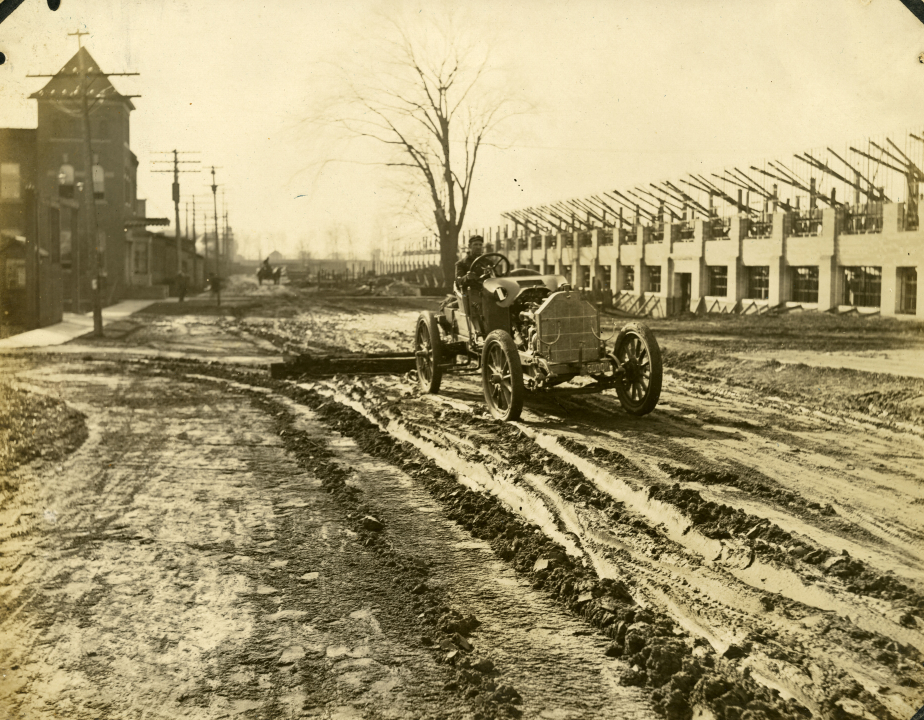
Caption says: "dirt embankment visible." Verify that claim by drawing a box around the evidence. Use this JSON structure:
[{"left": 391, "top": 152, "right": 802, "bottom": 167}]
[{"left": 0, "top": 381, "right": 87, "bottom": 480}]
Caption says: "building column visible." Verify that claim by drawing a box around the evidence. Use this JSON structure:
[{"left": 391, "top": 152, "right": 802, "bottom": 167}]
[
  {"left": 768, "top": 255, "right": 786, "bottom": 306},
  {"left": 816, "top": 207, "right": 840, "bottom": 312},
  {"left": 817, "top": 255, "right": 838, "bottom": 312},
  {"left": 727, "top": 216, "right": 747, "bottom": 304},
  {"left": 883, "top": 203, "right": 902, "bottom": 234},
  {"left": 690, "top": 258, "right": 707, "bottom": 312},
  {"left": 634, "top": 225, "right": 645, "bottom": 300},
  {"left": 553, "top": 232, "right": 564, "bottom": 276}
]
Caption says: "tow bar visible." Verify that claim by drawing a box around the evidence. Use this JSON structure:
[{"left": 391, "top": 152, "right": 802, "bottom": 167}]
[{"left": 270, "top": 351, "right": 417, "bottom": 379}]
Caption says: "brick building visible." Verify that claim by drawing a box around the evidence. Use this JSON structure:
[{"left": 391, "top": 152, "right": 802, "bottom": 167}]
[{"left": 0, "top": 46, "right": 186, "bottom": 335}]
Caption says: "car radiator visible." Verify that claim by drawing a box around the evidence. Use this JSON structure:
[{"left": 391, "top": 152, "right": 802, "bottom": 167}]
[{"left": 534, "top": 291, "right": 602, "bottom": 365}]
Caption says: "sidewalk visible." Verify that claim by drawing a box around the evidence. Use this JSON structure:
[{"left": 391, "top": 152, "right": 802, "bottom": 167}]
[{"left": 0, "top": 299, "right": 164, "bottom": 350}]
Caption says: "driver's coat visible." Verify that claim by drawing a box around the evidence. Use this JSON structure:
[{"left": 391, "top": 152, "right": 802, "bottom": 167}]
[{"left": 455, "top": 251, "right": 482, "bottom": 287}]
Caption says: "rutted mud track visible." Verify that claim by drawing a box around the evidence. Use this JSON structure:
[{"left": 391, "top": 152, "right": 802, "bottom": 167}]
[
  {"left": 155, "top": 354, "right": 924, "bottom": 719},
  {"left": 2, "top": 285, "right": 923, "bottom": 719},
  {"left": 314, "top": 364, "right": 924, "bottom": 717}
]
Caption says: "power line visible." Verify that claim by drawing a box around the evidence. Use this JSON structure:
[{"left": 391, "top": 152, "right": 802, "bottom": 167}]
[{"left": 151, "top": 150, "right": 201, "bottom": 275}]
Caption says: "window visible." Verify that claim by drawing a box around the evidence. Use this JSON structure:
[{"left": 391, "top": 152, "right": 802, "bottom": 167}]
[
  {"left": 92, "top": 165, "right": 105, "bottom": 200},
  {"left": 562, "top": 264, "right": 572, "bottom": 281},
  {"left": 580, "top": 265, "right": 591, "bottom": 289},
  {"left": 707, "top": 266, "right": 727, "bottom": 297},
  {"left": 5, "top": 259, "right": 26, "bottom": 289},
  {"left": 745, "top": 266, "right": 769, "bottom": 300},
  {"left": 53, "top": 116, "right": 73, "bottom": 137},
  {"left": 623, "top": 266, "right": 635, "bottom": 291},
  {"left": 842, "top": 266, "right": 882, "bottom": 307},
  {"left": 602, "top": 266, "right": 612, "bottom": 291},
  {"left": 133, "top": 242, "right": 148, "bottom": 273},
  {"left": 48, "top": 207, "right": 60, "bottom": 263},
  {"left": 647, "top": 266, "right": 661, "bottom": 293},
  {"left": 791, "top": 266, "right": 818, "bottom": 303},
  {"left": 898, "top": 267, "right": 917, "bottom": 315},
  {"left": 1, "top": 163, "right": 21, "bottom": 200},
  {"left": 60, "top": 208, "right": 73, "bottom": 267},
  {"left": 59, "top": 164, "right": 75, "bottom": 199}
]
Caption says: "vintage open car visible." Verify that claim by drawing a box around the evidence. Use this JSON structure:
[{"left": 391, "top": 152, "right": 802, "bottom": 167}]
[{"left": 414, "top": 252, "right": 663, "bottom": 421}]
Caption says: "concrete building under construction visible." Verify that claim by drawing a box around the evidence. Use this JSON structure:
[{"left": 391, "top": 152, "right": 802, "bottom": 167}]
[{"left": 380, "top": 132, "right": 923, "bottom": 319}]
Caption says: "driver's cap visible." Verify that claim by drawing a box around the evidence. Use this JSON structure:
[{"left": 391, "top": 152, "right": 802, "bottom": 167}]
[{"left": 469, "top": 235, "right": 484, "bottom": 247}]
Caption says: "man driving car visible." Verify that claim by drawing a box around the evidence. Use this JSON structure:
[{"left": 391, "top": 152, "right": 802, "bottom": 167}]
[
  {"left": 454, "top": 235, "right": 486, "bottom": 337},
  {"left": 455, "top": 235, "right": 485, "bottom": 288}
]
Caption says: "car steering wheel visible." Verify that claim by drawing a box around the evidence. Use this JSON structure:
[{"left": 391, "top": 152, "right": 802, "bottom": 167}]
[{"left": 470, "top": 253, "right": 511, "bottom": 279}]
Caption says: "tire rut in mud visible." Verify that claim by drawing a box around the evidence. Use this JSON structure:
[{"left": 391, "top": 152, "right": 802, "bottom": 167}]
[
  {"left": 556, "top": 439, "right": 924, "bottom": 616},
  {"left": 256, "top": 392, "right": 524, "bottom": 720},
  {"left": 151, "top": 360, "right": 923, "bottom": 719},
  {"left": 347, "top": 380, "right": 923, "bottom": 719},
  {"left": 171, "top": 363, "right": 817, "bottom": 720}
]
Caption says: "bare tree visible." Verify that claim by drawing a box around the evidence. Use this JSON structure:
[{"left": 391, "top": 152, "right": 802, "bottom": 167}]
[{"left": 314, "top": 10, "right": 523, "bottom": 285}]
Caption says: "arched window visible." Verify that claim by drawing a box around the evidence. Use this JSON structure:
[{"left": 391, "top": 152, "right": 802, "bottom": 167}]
[
  {"left": 58, "top": 164, "right": 75, "bottom": 199},
  {"left": 92, "top": 165, "right": 105, "bottom": 200}
]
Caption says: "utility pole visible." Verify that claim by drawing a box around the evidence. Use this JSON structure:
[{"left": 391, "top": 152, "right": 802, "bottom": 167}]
[
  {"left": 190, "top": 194, "right": 211, "bottom": 279},
  {"left": 74, "top": 35, "right": 104, "bottom": 334},
  {"left": 209, "top": 166, "right": 222, "bottom": 306},
  {"left": 30, "top": 32, "right": 139, "bottom": 335},
  {"left": 151, "top": 150, "right": 200, "bottom": 285},
  {"left": 221, "top": 189, "right": 231, "bottom": 267}
]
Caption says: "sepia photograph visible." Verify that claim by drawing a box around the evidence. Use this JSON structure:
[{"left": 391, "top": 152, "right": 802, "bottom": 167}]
[{"left": 1, "top": 1, "right": 923, "bottom": 718}]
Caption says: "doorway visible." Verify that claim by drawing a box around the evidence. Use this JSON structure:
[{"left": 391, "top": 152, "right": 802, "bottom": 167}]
[{"left": 677, "top": 273, "right": 692, "bottom": 313}]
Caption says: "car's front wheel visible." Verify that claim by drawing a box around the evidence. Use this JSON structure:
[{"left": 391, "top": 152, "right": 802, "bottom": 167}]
[
  {"left": 613, "top": 321, "right": 662, "bottom": 415},
  {"left": 415, "top": 311, "right": 443, "bottom": 394},
  {"left": 481, "top": 330, "right": 524, "bottom": 421}
]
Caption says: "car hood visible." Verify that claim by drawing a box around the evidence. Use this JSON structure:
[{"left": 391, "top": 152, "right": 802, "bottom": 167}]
[{"left": 483, "top": 274, "right": 568, "bottom": 308}]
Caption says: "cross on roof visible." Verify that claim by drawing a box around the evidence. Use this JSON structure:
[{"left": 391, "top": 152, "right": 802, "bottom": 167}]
[{"left": 67, "top": 29, "right": 89, "bottom": 48}]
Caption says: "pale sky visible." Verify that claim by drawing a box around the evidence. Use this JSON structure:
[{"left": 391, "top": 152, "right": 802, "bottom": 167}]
[{"left": 2, "top": 0, "right": 923, "bottom": 259}]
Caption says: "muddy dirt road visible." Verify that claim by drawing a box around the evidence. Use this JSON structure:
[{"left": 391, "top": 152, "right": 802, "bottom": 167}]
[{"left": 1, "top": 278, "right": 923, "bottom": 720}]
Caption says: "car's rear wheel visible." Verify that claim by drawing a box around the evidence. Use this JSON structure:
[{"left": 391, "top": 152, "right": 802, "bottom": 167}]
[
  {"left": 481, "top": 330, "right": 524, "bottom": 421},
  {"left": 415, "top": 311, "right": 443, "bottom": 394},
  {"left": 613, "top": 321, "right": 662, "bottom": 415}
]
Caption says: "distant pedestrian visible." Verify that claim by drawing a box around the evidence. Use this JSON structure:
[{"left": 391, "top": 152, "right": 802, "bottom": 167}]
[{"left": 177, "top": 270, "right": 189, "bottom": 303}]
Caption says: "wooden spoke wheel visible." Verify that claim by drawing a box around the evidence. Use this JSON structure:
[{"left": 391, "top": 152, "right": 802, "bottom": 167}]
[
  {"left": 613, "top": 321, "right": 662, "bottom": 416},
  {"left": 415, "top": 311, "right": 443, "bottom": 394},
  {"left": 481, "top": 330, "right": 524, "bottom": 421}
]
